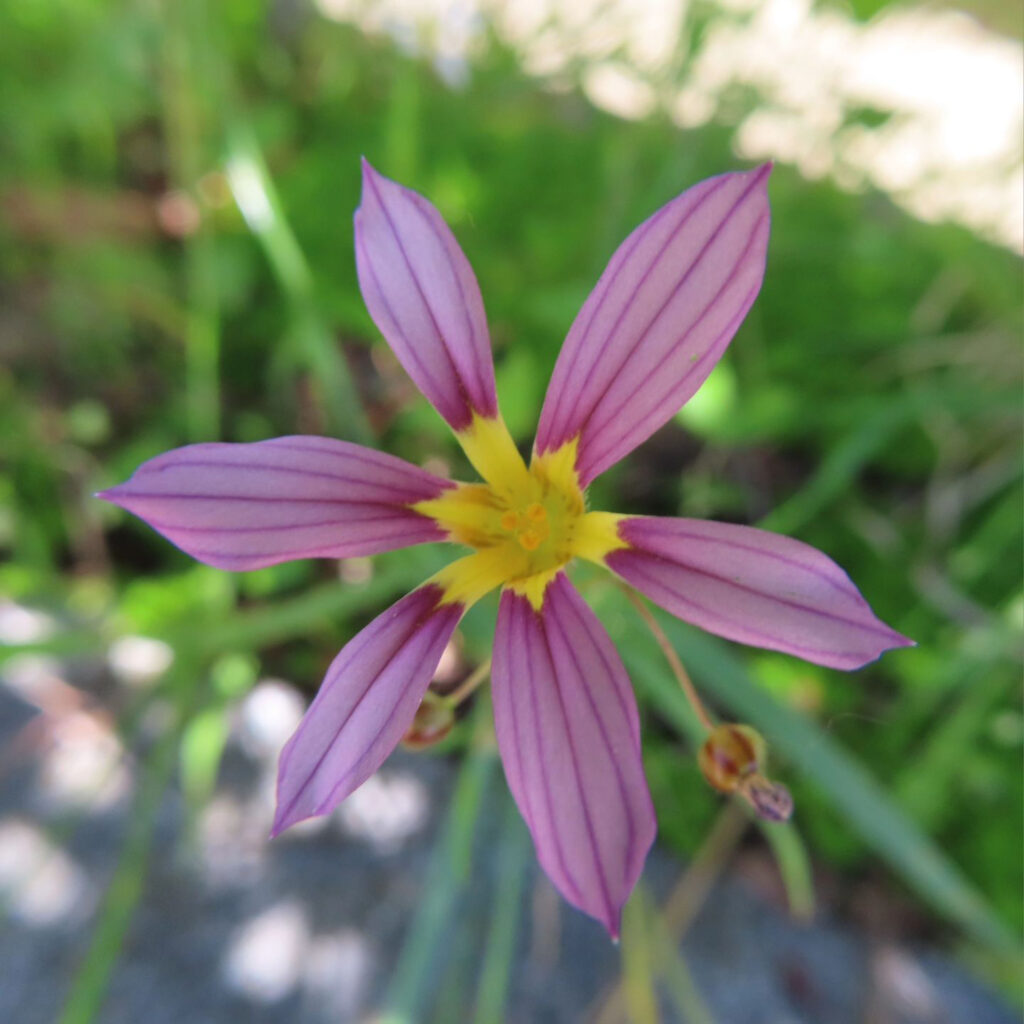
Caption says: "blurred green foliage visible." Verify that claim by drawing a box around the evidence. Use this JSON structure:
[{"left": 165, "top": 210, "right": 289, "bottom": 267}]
[{"left": 1, "top": 0, "right": 1021, "bottom": 1017}]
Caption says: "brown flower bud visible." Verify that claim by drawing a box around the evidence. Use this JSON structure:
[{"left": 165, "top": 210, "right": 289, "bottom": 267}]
[
  {"left": 697, "top": 723, "right": 765, "bottom": 793},
  {"left": 402, "top": 695, "right": 455, "bottom": 750},
  {"left": 698, "top": 722, "right": 794, "bottom": 822}
]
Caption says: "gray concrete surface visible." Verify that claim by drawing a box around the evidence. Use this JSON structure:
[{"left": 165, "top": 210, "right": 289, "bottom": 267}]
[{"left": 0, "top": 660, "right": 1015, "bottom": 1024}]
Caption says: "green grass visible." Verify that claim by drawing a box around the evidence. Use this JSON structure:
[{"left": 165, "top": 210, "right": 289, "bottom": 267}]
[{"left": 1, "top": 1, "right": 1020, "bottom": 1019}]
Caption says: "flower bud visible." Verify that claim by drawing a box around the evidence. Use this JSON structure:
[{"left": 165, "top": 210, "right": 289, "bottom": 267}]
[
  {"left": 698, "top": 723, "right": 765, "bottom": 793},
  {"left": 698, "top": 722, "right": 793, "bottom": 823},
  {"left": 402, "top": 695, "right": 455, "bottom": 750},
  {"left": 742, "top": 774, "right": 794, "bottom": 822}
]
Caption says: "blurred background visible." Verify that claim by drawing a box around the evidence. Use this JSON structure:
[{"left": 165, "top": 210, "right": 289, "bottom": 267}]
[{"left": 0, "top": 0, "right": 1021, "bottom": 1021}]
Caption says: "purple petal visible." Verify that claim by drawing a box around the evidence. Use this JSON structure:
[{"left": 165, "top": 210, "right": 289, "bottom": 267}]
[
  {"left": 272, "top": 584, "right": 463, "bottom": 834},
  {"left": 607, "top": 517, "right": 914, "bottom": 670},
  {"left": 492, "top": 574, "right": 656, "bottom": 937},
  {"left": 354, "top": 159, "right": 498, "bottom": 431},
  {"left": 536, "top": 166, "right": 771, "bottom": 485},
  {"left": 98, "top": 436, "right": 453, "bottom": 570}
]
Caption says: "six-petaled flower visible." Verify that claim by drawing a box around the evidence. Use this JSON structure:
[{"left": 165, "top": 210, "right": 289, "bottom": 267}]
[{"left": 99, "top": 159, "right": 911, "bottom": 937}]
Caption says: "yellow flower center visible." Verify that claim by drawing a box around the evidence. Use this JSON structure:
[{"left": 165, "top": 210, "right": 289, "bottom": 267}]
[{"left": 412, "top": 414, "right": 625, "bottom": 609}]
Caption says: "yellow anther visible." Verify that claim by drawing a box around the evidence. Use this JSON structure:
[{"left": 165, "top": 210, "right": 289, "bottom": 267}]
[
  {"left": 500, "top": 511, "right": 518, "bottom": 532},
  {"left": 519, "top": 530, "right": 541, "bottom": 551},
  {"left": 527, "top": 503, "right": 547, "bottom": 522}
]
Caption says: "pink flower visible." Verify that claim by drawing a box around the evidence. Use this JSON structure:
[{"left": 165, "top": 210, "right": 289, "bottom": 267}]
[{"left": 99, "top": 159, "right": 911, "bottom": 937}]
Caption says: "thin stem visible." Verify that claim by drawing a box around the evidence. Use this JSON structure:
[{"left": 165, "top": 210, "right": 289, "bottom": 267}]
[
  {"left": 622, "top": 585, "right": 715, "bottom": 733},
  {"left": 442, "top": 657, "right": 492, "bottom": 709},
  {"left": 161, "top": 0, "right": 220, "bottom": 442},
  {"left": 662, "top": 800, "right": 748, "bottom": 938},
  {"left": 589, "top": 803, "right": 746, "bottom": 1024}
]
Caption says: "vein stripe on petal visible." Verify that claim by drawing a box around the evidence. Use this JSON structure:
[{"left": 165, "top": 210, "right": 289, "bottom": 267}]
[
  {"left": 544, "top": 588, "right": 643, "bottom": 883},
  {"left": 355, "top": 228, "right": 464, "bottom": 422},
  {"left": 539, "top": 625, "right": 619, "bottom": 932},
  {"left": 133, "top": 459, "right": 437, "bottom": 497},
  {"left": 572, "top": 178, "right": 768, "bottom": 480},
  {"left": 540, "top": 177, "right": 731, "bottom": 445},
  {"left": 355, "top": 160, "right": 497, "bottom": 430},
  {"left": 513, "top": 589, "right": 586, "bottom": 906},
  {"left": 581, "top": 211, "right": 770, "bottom": 477},
  {"left": 615, "top": 555, "right": 883, "bottom": 664},
  {"left": 548, "top": 571, "right": 642, "bottom": 750},
  {"left": 492, "top": 577, "right": 655, "bottom": 936},
  {"left": 536, "top": 166, "right": 771, "bottom": 485},
  {"left": 619, "top": 518, "right": 865, "bottom": 599},
  {"left": 607, "top": 517, "right": 912, "bottom": 670},
  {"left": 407, "top": 189, "right": 495, "bottom": 407},
  {"left": 99, "top": 438, "right": 453, "bottom": 570},
  {"left": 540, "top": 198, "right": 679, "bottom": 438},
  {"left": 273, "top": 584, "right": 463, "bottom": 834},
  {"left": 143, "top": 514, "right": 419, "bottom": 534}
]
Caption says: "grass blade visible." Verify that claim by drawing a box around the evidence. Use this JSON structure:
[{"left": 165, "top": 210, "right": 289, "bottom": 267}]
[{"left": 474, "top": 792, "right": 530, "bottom": 1024}]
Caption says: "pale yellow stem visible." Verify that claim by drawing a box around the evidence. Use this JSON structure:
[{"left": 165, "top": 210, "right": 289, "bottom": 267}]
[
  {"left": 622, "top": 585, "right": 715, "bottom": 734},
  {"left": 442, "top": 657, "right": 492, "bottom": 709}
]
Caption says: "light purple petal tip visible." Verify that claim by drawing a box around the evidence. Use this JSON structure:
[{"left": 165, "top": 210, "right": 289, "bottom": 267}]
[
  {"left": 492, "top": 574, "right": 656, "bottom": 937},
  {"left": 99, "top": 436, "right": 454, "bottom": 570},
  {"left": 354, "top": 159, "right": 498, "bottom": 431},
  {"left": 608, "top": 516, "right": 914, "bottom": 671},
  {"left": 536, "top": 165, "right": 771, "bottom": 485},
  {"left": 271, "top": 583, "right": 463, "bottom": 836}
]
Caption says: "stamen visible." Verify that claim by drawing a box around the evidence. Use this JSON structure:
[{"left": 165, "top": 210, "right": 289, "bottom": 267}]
[
  {"left": 526, "top": 502, "right": 547, "bottom": 522},
  {"left": 519, "top": 529, "right": 541, "bottom": 551},
  {"left": 500, "top": 511, "right": 518, "bottom": 532}
]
